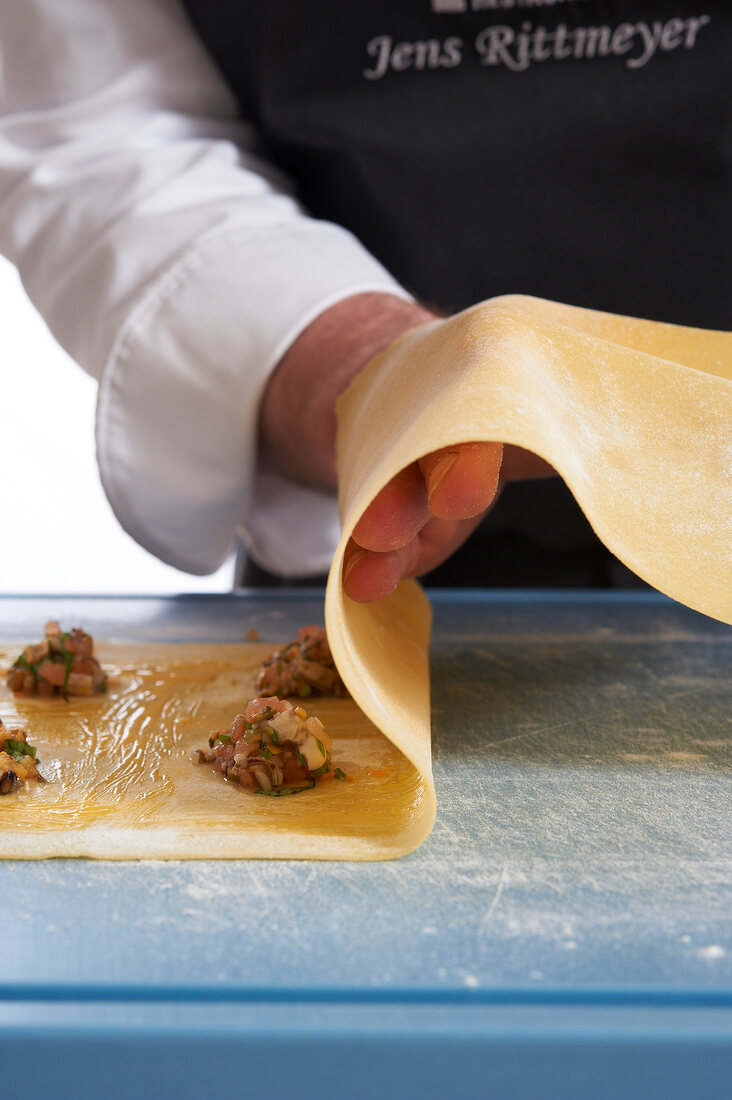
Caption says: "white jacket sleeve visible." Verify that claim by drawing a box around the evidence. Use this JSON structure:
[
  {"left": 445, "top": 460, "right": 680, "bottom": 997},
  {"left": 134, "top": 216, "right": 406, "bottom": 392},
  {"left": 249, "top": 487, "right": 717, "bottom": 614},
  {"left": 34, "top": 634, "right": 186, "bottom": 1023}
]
[{"left": 0, "top": 0, "right": 410, "bottom": 576}]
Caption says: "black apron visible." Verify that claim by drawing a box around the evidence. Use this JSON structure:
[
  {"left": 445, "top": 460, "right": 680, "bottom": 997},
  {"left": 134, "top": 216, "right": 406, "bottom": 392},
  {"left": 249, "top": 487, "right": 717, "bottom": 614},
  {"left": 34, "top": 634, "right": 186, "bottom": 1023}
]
[{"left": 183, "top": 0, "right": 731, "bottom": 587}]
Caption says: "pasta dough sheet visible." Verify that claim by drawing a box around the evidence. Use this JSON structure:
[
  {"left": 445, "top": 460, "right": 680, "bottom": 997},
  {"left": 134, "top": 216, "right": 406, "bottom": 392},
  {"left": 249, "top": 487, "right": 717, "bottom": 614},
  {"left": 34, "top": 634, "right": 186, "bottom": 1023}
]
[
  {"left": 324, "top": 295, "right": 731, "bottom": 857},
  {"left": 0, "top": 643, "right": 426, "bottom": 859},
  {"left": 2, "top": 295, "right": 729, "bottom": 860}
]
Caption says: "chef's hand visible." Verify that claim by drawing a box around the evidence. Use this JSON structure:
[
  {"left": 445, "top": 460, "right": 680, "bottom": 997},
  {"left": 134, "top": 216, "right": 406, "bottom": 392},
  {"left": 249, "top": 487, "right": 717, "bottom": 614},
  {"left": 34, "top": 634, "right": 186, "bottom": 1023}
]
[
  {"left": 342, "top": 440, "right": 552, "bottom": 602},
  {"left": 259, "top": 293, "right": 553, "bottom": 602}
]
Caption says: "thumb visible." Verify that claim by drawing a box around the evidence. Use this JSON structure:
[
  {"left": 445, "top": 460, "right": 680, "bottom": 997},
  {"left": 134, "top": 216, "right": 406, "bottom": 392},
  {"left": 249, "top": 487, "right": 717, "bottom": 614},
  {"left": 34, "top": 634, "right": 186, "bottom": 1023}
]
[{"left": 418, "top": 441, "right": 503, "bottom": 520}]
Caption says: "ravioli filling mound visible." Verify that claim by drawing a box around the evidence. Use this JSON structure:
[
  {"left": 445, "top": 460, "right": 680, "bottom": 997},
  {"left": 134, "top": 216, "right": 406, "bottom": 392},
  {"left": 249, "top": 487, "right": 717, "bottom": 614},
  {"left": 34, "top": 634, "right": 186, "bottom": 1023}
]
[
  {"left": 254, "top": 626, "right": 346, "bottom": 698},
  {"left": 6, "top": 621, "right": 107, "bottom": 698},
  {"left": 195, "top": 696, "right": 335, "bottom": 796}
]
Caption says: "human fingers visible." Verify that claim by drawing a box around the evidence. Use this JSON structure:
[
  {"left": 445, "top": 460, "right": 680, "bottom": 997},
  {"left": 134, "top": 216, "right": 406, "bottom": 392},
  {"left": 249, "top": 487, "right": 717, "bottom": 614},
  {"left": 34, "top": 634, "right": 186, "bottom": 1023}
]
[
  {"left": 345, "top": 442, "right": 502, "bottom": 599},
  {"left": 342, "top": 539, "right": 420, "bottom": 603},
  {"left": 350, "top": 463, "right": 429, "bottom": 552},
  {"left": 342, "top": 512, "right": 485, "bottom": 603},
  {"left": 418, "top": 441, "right": 503, "bottom": 520}
]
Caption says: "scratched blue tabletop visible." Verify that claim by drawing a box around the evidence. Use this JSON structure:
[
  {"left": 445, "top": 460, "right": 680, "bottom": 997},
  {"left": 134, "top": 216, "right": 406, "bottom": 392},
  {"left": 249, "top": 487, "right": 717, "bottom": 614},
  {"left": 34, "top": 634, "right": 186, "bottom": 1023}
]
[{"left": 1, "top": 591, "right": 730, "bottom": 1100}]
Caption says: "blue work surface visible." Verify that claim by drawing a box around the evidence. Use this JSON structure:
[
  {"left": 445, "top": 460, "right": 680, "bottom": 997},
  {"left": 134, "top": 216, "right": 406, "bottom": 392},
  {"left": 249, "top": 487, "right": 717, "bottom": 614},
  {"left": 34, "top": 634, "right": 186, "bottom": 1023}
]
[{"left": 1, "top": 592, "right": 730, "bottom": 1100}]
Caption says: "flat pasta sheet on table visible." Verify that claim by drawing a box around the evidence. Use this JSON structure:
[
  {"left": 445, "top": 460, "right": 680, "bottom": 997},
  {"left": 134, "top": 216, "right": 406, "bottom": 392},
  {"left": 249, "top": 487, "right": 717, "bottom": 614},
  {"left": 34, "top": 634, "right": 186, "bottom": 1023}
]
[{"left": 0, "top": 642, "right": 425, "bottom": 859}]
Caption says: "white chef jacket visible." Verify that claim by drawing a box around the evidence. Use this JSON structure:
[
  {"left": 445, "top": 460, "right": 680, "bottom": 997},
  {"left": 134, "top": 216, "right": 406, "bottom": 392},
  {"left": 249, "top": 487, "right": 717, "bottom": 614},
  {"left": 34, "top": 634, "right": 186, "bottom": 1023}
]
[{"left": 0, "top": 0, "right": 410, "bottom": 577}]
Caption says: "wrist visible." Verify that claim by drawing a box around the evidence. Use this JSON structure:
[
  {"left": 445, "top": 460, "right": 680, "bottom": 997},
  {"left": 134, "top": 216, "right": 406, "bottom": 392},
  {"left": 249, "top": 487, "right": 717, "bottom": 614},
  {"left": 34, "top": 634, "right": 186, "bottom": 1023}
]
[{"left": 259, "top": 293, "right": 436, "bottom": 490}]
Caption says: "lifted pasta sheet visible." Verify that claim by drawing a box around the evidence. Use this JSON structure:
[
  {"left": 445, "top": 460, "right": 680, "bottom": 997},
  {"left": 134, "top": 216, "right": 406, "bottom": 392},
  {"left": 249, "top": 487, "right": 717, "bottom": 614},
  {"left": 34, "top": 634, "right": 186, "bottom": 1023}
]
[
  {"left": 2, "top": 295, "right": 729, "bottom": 860},
  {"left": 325, "top": 295, "right": 731, "bottom": 857}
]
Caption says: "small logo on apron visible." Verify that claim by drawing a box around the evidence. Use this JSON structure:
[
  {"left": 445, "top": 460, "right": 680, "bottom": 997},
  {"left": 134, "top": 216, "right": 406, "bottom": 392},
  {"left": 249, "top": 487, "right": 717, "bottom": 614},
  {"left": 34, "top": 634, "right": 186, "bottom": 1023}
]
[{"left": 431, "top": 0, "right": 591, "bottom": 9}]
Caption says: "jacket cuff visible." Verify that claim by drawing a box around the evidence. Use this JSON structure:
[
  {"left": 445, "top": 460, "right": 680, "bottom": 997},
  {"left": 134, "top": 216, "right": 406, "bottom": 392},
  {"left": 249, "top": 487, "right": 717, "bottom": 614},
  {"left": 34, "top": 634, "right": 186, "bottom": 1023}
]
[{"left": 96, "top": 220, "right": 411, "bottom": 575}]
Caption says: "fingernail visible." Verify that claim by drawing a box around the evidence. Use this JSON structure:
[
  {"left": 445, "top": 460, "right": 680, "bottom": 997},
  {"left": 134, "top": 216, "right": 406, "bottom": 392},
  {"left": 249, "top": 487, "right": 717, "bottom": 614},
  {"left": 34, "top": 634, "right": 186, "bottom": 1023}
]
[
  {"left": 343, "top": 549, "right": 368, "bottom": 583},
  {"left": 427, "top": 452, "right": 460, "bottom": 504}
]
